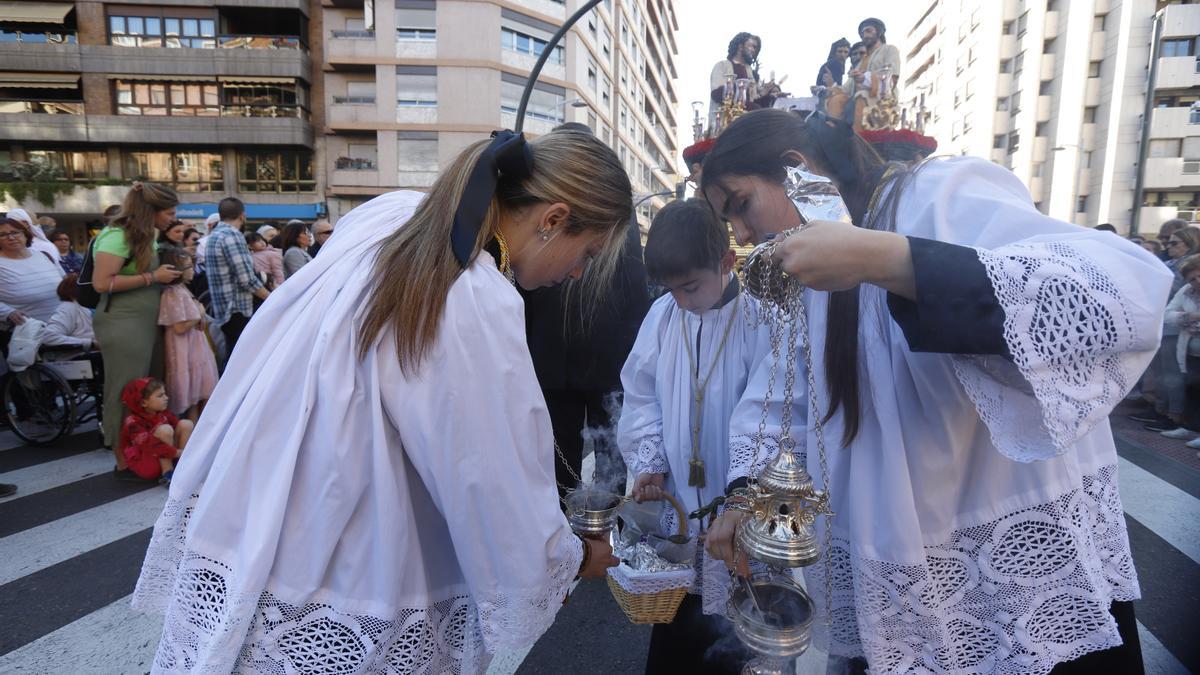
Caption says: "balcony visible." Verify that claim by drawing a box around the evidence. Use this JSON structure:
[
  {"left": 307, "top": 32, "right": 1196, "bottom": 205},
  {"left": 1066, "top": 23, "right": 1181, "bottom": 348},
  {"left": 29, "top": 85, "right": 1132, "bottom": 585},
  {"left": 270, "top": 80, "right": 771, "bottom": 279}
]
[
  {"left": 79, "top": 43, "right": 310, "bottom": 80},
  {"left": 1039, "top": 54, "right": 1056, "bottom": 81},
  {"left": 1145, "top": 157, "right": 1200, "bottom": 189},
  {"left": 326, "top": 33, "right": 380, "bottom": 68},
  {"left": 1157, "top": 56, "right": 1200, "bottom": 91},
  {"left": 0, "top": 112, "right": 311, "bottom": 145},
  {"left": 331, "top": 157, "right": 381, "bottom": 190},
  {"left": 0, "top": 100, "right": 83, "bottom": 115},
  {"left": 1089, "top": 32, "right": 1106, "bottom": 61},
  {"left": 1084, "top": 77, "right": 1102, "bottom": 107},
  {"left": 0, "top": 41, "right": 80, "bottom": 71},
  {"left": 1150, "top": 106, "right": 1199, "bottom": 140},
  {"left": 328, "top": 102, "right": 382, "bottom": 128},
  {"left": 1044, "top": 11, "right": 1060, "bottom": 39},
  {"left": 1036, "top": 95, "right": 1052, "bottom": 123}
]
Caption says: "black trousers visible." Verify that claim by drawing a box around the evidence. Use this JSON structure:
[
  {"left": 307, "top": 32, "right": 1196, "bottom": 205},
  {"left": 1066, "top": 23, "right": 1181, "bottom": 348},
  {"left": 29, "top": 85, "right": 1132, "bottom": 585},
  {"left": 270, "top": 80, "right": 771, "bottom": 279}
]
[
  {"left": 843, "top": 601, "right": 1144, "bottom": 675},
  {"left": 220, "top": 312, "right": 251, "bottom": 358},
  {"left": 645, "top": 594, "right": 750, "bottom": 674},
  {"left": 543, "top": 388, "right": 625, "bottom": 499}
]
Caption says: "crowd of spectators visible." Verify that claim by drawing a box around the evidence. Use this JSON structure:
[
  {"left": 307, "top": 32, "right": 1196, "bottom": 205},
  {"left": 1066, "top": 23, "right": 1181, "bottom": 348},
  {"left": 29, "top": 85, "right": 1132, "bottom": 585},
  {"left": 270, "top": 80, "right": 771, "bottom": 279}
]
[{"left": 0, "top": 184, "right": 333, "bottom": 492}]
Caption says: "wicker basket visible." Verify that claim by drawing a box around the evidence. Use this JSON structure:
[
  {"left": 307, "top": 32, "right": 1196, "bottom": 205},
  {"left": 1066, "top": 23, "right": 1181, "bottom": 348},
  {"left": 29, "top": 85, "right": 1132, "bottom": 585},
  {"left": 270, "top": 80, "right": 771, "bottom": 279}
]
[{"left": 606, "top": 492, "right": 691, "bottom": 625}]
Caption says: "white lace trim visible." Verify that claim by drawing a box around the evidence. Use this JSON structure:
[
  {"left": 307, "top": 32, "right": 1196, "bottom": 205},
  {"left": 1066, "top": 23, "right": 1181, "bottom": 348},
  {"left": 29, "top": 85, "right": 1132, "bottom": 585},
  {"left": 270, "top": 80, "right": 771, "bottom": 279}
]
[
  {"left": 607, "top": 563, "right": 694, "bottom": 595},
  {"left": 962, "top": 243, "right": 1135, "bottom": 462},
  {"left": 133, "top": 492, "right": 578, "bottom": 673},
  {"left": 728, "top": 432, "right": 789, "bottom": 485},
  {"left": 475, "top": 532, "right": 582, "bottom": 653},
  {"left": 632, "top": 434, "right": 668, "bottom": 476},
  {"left": 807, "top": 464, "right": 1139, "bottom": 675}
]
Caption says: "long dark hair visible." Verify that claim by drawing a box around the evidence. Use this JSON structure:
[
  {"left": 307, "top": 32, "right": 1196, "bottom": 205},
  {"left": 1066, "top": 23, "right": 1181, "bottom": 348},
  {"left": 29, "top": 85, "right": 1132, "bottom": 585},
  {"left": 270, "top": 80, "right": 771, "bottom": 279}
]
[
  {"left": 702, "top": 109, "right": 917, "bottom": 446},
  {"left": 727, "top": 32, "right": 761, "bottom": 80}
]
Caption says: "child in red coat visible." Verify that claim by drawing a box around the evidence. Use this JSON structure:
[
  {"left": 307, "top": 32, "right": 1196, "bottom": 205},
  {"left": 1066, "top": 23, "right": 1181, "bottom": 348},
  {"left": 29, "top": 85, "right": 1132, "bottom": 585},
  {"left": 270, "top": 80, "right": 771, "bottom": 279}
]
[{"left": 120, "top": 377, "right": 194, "bottom": 483}]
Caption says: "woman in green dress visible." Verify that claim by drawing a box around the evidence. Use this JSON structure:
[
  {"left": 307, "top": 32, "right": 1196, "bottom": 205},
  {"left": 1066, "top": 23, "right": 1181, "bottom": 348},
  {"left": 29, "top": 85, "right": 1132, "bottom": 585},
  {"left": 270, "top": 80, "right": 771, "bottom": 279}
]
[{"left": 92, "top": 182, "right": 183, "bottom": 478}]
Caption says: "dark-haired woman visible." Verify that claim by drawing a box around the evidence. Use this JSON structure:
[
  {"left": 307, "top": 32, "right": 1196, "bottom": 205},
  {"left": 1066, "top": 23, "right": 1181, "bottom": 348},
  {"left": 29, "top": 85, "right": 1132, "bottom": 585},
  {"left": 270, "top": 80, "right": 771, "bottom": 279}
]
[
  {"left": 703, "top": 110, "right": 1166, "bottom": 675},
  {"left": 132, "top": 130, "right": 629, "bottom": 672},
  {"left": 280, "top": 221, "right": 312, "bottom": 279},
  {"left": 92, "top": 182, "right": 183, "bottom": 473}
]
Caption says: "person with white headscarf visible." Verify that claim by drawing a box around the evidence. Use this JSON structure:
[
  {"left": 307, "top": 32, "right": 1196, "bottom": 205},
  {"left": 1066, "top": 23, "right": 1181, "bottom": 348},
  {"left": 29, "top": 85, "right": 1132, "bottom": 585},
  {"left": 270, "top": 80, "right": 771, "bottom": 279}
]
[
  {"left": 132, "top": 129, "right": 633, "bottom": 673},
  {"left": 702, "top": 110, "right": 1166, "bottom": 675},
  {"left": 5, "top": 208, "right": 60, "bottom": 261}
]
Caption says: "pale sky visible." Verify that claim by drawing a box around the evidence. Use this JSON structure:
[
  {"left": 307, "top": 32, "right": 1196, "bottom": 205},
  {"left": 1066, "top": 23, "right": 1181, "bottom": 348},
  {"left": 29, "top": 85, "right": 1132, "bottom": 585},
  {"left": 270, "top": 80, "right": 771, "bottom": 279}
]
[{"left": 671, "top": 1, "right": 918, "bottom": 172}]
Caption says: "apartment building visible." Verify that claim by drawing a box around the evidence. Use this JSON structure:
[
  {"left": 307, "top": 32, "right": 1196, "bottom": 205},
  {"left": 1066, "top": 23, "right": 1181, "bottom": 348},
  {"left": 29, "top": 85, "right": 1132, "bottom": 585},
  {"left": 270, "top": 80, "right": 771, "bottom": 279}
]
[
  {"left": 320, "top": 0, "right": 681, "bottom": 225},
  {"left": 898, "top": 0, "right": 1193, "bottom": 233},
  {"left": 1141, "top": 0, "right": 1200, "bottom": 228},
  {"left": 0, "top": 0, "right": 322, "bottom": 233}
]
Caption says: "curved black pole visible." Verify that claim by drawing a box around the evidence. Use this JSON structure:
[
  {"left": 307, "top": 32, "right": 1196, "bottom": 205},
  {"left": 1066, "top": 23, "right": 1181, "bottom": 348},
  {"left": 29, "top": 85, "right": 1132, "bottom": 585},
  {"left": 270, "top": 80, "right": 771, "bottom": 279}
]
[{"left": 514, "top": 0, "right": 603, "bottom": 133}]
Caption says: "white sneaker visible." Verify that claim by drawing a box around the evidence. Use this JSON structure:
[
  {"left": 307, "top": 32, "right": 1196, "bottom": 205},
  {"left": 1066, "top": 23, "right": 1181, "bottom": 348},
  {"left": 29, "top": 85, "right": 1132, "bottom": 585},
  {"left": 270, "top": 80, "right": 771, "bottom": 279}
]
[
  {"left": 1160, "top": 427, "right": 1195, "bottom": 439},
  {"left": 1187, "top": 437, "right": 1200, "bottom": 450}
]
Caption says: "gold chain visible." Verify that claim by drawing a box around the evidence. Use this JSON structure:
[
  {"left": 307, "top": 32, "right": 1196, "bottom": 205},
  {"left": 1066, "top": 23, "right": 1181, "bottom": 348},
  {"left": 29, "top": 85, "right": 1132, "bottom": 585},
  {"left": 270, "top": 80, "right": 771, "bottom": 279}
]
[{"left": 493, "top": 229, "right": 515, "bottom": 284}]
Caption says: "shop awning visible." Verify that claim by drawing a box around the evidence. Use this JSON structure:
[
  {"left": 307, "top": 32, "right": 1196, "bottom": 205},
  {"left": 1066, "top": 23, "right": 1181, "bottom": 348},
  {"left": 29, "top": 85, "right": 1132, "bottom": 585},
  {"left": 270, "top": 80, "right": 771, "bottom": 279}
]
[
  {"left": 175, "top": 203, "right": 324, "bottom": 220},
  {"left": 0, "top": 2, "right": 74, "bottom": 24},
  {"left": 0, "top": 72, "right": 79, "bottom": 89}
]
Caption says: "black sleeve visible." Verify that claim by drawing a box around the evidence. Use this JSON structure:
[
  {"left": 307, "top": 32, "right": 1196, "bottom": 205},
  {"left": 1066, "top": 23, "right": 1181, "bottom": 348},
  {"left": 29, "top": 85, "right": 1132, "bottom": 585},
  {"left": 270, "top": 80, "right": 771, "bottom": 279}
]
[{"left": 886, "top": 236, "right": 1010, "bottom": 357}]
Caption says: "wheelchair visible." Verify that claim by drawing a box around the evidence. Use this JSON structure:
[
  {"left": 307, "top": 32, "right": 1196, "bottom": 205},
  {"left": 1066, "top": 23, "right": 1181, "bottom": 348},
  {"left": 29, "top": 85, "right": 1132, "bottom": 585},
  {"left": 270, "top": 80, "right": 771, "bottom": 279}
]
[{"left": 2, "top": 346, "right": 104, "bottom": 446}]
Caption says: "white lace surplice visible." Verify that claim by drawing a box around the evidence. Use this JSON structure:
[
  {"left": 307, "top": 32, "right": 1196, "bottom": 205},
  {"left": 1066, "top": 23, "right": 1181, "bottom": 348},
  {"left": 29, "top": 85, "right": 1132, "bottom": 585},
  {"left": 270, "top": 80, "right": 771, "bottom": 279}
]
[
  {"left": 616, "top": 289, "right": 769, "bottom": 612},
  {"left": 728, "top": 157, "right": 1171, "bottom": 675},
  {"left": 132, "top": 191, "right": 582, "bottom": 674}
]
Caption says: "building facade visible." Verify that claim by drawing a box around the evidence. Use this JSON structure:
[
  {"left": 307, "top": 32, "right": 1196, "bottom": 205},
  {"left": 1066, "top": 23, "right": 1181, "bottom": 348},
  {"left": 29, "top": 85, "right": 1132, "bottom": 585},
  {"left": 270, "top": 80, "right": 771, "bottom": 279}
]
[
  {"left": 900, "top": 0, "right": 1198, "bottom": 234},
  {"left": 0, "top": 0, "right": 323, "bottom": 234},
  {"left": 320, "top": 0, "right": 681, "bottom": 225}
]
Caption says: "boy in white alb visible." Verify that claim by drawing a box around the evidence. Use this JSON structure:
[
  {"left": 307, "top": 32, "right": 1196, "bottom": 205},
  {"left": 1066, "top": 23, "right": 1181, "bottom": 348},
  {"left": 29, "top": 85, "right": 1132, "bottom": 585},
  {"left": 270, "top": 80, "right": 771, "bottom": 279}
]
[{"left": 617, "top": 199, "right": 768, "bottom": 673}]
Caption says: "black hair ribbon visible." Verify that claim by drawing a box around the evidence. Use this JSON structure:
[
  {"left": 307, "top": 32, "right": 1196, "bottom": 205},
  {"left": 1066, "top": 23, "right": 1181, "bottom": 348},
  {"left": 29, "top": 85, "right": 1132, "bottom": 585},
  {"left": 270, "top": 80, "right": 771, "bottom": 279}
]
[{"left": 450, "top": 129, "right": 534, "bottom": 268}]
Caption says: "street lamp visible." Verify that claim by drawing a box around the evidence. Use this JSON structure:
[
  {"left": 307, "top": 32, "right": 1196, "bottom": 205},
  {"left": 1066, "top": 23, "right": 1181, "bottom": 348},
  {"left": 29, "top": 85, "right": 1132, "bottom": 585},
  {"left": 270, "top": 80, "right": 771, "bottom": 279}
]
[{"left": 556, "top": 98, "right": 590, "bottom": 111}]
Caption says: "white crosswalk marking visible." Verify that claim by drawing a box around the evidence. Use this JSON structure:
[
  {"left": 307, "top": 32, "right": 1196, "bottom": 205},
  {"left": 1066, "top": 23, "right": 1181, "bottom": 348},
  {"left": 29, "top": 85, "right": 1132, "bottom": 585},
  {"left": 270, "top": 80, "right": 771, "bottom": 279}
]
[
  {"left": 0, "top": 438, "right": 1195, "bottom": 673},
  {"left": 0, "top": 488, "right": 165, "bottom": 586},
  {"left": 1118, "top": 457, "right": 1200, "bottom": 565},
  {"left": 0, "top": 593, "right": 162, "bottom": 674},
  {"left": 0, "top": 449, "right": 113, "bottom": 503}
]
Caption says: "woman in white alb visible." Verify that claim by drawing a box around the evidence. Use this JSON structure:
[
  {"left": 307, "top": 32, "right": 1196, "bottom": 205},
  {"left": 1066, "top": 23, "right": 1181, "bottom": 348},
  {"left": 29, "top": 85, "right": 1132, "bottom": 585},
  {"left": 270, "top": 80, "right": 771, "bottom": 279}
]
[
  {"left": 702, "top": 110, "right": 1166, "bottom": 675},
  {"left": 132, "top": 129, "right": 630, "bottom": 673}
]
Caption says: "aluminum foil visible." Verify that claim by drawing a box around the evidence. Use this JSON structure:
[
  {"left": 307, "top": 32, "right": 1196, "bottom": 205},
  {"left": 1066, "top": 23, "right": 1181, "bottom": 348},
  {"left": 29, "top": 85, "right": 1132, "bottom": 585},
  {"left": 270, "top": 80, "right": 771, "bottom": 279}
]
[
  {"left": 784, "top": 165, "right": 851, "bottom": 225},
  {"left": 613, "top": 540, "right": 691, "bottom": 573}
]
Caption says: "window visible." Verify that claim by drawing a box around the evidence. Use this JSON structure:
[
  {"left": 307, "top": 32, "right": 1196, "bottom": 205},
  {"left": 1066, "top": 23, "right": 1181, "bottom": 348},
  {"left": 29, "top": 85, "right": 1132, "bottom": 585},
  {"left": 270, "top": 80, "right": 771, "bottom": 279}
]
[
  {"left": 24, "top": 150, "right": 108, "bottom": 181},
  {"left": 1093, "top": 14, "right": 1107, "bottom": 32},
  {"left": 501, "top": 27, "right": 563, "bottom": 65},
  {"left": 1008, "top": 131, "right": 1020, "bottom": 154},
  {"left": 1088, "top": 61, "right": 1102, "bottom": 77},
  {"left": 109, "top": 12, "right": 215, "bottom": 48},
  {"left": 396, "top": 7, "right": 435, "bottom": 40},
  {"left": 115, "top": 80, "right": 219, "bottom": 116},
  {"left": 124, "top": 151, "right": 223, "bottom": 192},
  {"left": 1039, "top": 80, "right": 1053, "bottom": 95},
  {"left": 1043, "top": 38, "right": 1056, "bottom": 55},
  {"left": 1162, "top": 38, "right": 1196, "bottom": 58},
  {"left": 587, "top": 59, "right": 597, "bottom": 91},
  {"left": 222, "top": 81, "right": 307, "bottom": 117},
  {"left": 337, "top": 81, "right": 376, "bottom": 104},
  {"left": 1147, "top": 138, "right": 1185, "bottom": 157},
  {"left": 1191, "top": 102, "right": 1200, "bottom": 124},
  {"left": 238, "top": 150, "right": 314, "bottom": 193},
  {"left": 1183, "top": 138, "right": 1200, "bottom": 160},
  {"left": 397, "top": 69, "right": 436, "bottom": 107},
  {"left": 500, "top": 78, "right": 564, "bottom": 123},
  {"left": 1032, "top": 162, "right": 1044, "bottom": 177},
  {"left": 1002, "top": 20, "right": 1014, "bottom": 35},
  {"left": 999, "top": 59, "right": 1012, "bottom": 74},
  {"left": 1010, "top": 90, "right": 1022, "bottom": 115},
  {"left": 1076, "top": 195, "right": 1087, "bottom": 213},
  {"left": 1084, "top": 106, "right": 1098, "bottom": 123},
  {"left": 1036, "top": 121, "right": 1049, "bottom": 137},
  {"left": 993, "top": 134, "right": 1006, "bottom": 149},
  {"left": 397, "top": 134, "right": 438, "bottom": 173},
  {"left": 1013, "top": 51, "right": 1025, "bottom": 75},
  {"left": 337, "top": 142, "right": 378, "bottom": 170},
  {"left": 1016, "top": 12, "right": 1028, "bottom": 38}
]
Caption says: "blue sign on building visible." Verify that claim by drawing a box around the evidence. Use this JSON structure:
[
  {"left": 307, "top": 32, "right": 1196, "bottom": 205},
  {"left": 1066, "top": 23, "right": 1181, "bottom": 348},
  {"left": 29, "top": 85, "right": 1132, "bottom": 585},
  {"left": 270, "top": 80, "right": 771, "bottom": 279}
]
[{"left": 176, "top": 203, "right": 325, "bottom": 220}]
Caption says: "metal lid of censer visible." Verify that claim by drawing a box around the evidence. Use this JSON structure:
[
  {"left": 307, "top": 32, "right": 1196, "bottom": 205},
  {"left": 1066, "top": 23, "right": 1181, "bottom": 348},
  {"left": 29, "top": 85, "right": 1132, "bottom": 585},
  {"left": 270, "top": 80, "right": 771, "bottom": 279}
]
[{"left": 736, "top": 450, "right": 826, "bottom": 569}]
